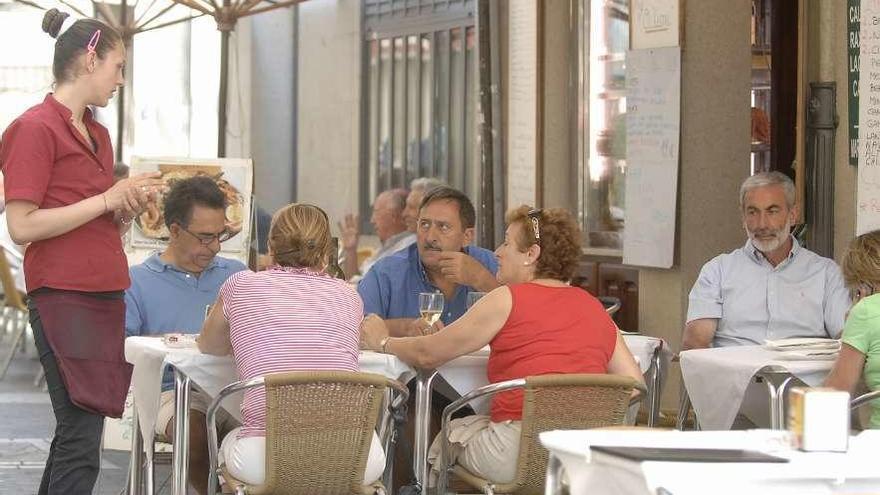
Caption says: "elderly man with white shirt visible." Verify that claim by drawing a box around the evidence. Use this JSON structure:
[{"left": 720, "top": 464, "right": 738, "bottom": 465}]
[{"left": 683, "top": 171, "right": 850, "bottom": 350}]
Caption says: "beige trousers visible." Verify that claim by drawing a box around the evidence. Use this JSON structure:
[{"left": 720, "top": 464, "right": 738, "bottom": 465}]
[
  {"left": 427, "top": 415, "right": 522, "bottom": 485},
  {"left": 219, "top": 426, "right": 387, "bottom": 486}
]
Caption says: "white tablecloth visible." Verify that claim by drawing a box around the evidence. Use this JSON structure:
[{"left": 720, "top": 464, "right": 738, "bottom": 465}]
[
  {"left": 679, "top": 345, "right": 833, "bottom": 430},
  {"left": 124, "top": 337, "right": 414, "bottom": 442},
  {"left": 125, "top": 334, "right": 663, "bottom": 442},
  {"left": 622, "top": 334, "right": 668, "bottom": 376},
  {"left": 540, "top": 429, "right": 880, "bottom": 495}
]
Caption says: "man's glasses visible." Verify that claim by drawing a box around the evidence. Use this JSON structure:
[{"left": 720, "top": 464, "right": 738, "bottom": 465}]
[
  {"left": 527, "top": 208, "right": 543, "bottom": 245},
  {"left": 179, "top": 225, "right": 233, "bottom": 245}
]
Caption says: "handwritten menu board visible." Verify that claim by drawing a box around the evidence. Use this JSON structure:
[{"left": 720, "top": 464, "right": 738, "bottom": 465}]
[
  {"left": 506, "top": 0, "right": 538, "bottom": 207},
  {"left": 630, "top": 0, "right": 681, "bottom": 49},
  {"left": 858, "top": 0, "right": 880, "bottom": 234},
  {"left": 623, "top": 47, "right": 681, "bottom": 268}
]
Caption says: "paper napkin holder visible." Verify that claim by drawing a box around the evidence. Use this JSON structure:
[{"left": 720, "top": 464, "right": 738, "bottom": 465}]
[{"left": 788, "top": 387, "right": 849, "bottom": 452}]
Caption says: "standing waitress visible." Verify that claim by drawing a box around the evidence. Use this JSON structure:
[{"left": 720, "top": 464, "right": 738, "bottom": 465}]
[{"left": 0, "top": 9, "right": 163, "bottom": 494}]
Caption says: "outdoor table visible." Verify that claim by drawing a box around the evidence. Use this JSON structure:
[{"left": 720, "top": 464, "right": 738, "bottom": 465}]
[
  {"left": 124, "top": 337, "right": 411, "bottom": 495},
  {"left": 124, "top": 333, "right": 664, "bottom": 494},
  {"left": 679, "top": 345, "right": 834, "bottom": 430},
  {"left": 540, "top": 428, "right": 880, "bottom": 495}
]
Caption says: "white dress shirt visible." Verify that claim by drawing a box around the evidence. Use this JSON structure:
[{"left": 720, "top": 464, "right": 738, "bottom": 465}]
[
  {"left": 687, "top": 237, "right": 850, "bottom": 347},
  {"left": 359, "top": 231, "right": 416, "bottom": 277}
]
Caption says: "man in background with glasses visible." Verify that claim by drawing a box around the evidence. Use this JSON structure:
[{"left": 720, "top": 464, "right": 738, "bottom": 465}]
[{"left": 124, "top": 176, "right": 246, "bottom": 495}]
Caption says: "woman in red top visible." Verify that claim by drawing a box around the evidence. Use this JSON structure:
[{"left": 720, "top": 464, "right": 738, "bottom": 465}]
[
  {"left": 361, "top": 206, "right": 643, "bottom": 484},
  {"left": 0, "top": 9, "right": 161, "bottom": 494}
]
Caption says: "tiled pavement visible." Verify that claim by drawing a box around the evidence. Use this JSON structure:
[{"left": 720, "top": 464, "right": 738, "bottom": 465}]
[{"left": 0, "top": 349, "right": 184, "bottom": 494}]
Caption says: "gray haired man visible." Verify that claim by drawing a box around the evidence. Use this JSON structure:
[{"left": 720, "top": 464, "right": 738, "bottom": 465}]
[
  {"left": 683, "top": 171, "right": 850, "bottom": 349},
  {"left": 403, "top": 177, "right": 446, "bottom": 233}
]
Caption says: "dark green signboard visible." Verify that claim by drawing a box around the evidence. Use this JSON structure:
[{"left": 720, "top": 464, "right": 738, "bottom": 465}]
[{"left": 850, "top": 0, "right": 860, "bottom": 166}]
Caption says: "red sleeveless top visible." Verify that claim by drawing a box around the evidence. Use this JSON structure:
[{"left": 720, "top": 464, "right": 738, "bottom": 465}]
[{"left": 487, "top": 283, "right": 617, "bottom": 422}]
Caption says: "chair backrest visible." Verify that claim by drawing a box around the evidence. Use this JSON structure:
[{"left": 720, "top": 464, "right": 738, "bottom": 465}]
[
  {"left": 0, "top": 250, "right": 25, "bottom": 311},
  {"left": 597, "top": 296, "right": 621, "bottom": 316},
  {"left": 255, "top": 370, "right": 397, "bottom": 495},
  {"left": 507, "top": 374, "right": 642, "bottom": 494},
  {"left": 851, "top": 390, "right": 880, "bottom": 410}
]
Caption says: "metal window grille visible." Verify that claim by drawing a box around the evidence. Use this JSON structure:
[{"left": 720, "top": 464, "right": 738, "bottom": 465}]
[{"left": 360, "top": 0, "right": 476, "bottom": 220}]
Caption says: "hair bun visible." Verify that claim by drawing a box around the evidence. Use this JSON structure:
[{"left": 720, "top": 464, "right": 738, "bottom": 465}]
[{"left": 42, "top": 8, "right": 69, "bottom": 39}]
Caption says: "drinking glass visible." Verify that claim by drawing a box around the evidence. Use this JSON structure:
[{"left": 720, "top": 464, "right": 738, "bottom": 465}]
[
  {"left": 418, "top": 292, "right": 444, "bottom": 325},
  {"left": 466, "top": 291, "right": 487, "bottom": 309}
]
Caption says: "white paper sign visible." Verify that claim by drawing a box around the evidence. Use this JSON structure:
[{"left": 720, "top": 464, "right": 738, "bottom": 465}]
[
  {"left": 506, "top": 0, "right": 538, "bottom": 207},
  {"left": 623, "top": 47, "right": 681, "bottom": 268},
  {"left": 858, "top": 0, "right": 880, "bottom": 235},
  {"left": 630, "top": 0, "right": 681, "bottom": 49}
]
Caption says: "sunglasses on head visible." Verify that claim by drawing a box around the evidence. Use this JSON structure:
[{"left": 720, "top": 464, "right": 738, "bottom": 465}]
[{"left": 527, "top": 208, "right": 543, "bottom": 245}]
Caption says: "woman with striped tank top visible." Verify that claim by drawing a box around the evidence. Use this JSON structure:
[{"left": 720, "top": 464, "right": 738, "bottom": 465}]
[{"left": 198, "top": 203, "right": 386, "bottom": 487}]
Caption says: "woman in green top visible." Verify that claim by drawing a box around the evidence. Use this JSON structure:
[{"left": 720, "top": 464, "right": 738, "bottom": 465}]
[{"left": 825, "top": 230, "right": 880, "bottom": 428}]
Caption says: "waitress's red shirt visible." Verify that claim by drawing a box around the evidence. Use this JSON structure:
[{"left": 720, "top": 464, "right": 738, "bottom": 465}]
[{"left": 0, "top": 94, "right": 129, "bottom": 293}]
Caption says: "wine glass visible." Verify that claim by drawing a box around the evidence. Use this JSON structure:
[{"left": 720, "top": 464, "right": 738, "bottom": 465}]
[
  {"left": 418, "top": 292, "right": 444, "bottom": 325},
  {"left": 466, "top": 291, "right": 486, "bottom": 309}
]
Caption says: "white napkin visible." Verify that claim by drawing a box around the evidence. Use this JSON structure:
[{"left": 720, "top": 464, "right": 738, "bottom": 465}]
[
  {"left": 764, "top": 338, "right": 840, "bottom": 351},
  {"left": 774, "top": 349, "right": 839, "bottom": 361}
]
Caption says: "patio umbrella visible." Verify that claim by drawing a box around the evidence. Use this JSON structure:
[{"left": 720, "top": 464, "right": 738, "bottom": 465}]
[
  {"left": 169, "top": 0, "right": 307, "bottom": 157},
  {"left": 15, "top": 0, "right": 203, "bottom": 162}
]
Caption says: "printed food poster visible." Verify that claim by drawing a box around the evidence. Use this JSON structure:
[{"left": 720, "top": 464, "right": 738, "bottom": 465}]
[{"left": 126, "top": 157, "right": 253, "bottom": 265}]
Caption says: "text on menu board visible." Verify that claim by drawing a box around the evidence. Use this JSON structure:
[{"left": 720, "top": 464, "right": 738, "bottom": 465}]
[{"left": 857, "top": 0, "right": 880, "bottom": 233}]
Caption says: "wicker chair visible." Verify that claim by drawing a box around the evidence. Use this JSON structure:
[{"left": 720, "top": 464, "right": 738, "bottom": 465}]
[
  {"left": 436, "top": 373, "right": 646, "bottom": 495},
  {"left": 206, "top": 370, "right": 409, "bottom": 495},
  {"left": 851, "top": 389, "right": 880, "bottom": 410},
  {"left": 597, "top": 296, "right": 621, "bottom": 316}
]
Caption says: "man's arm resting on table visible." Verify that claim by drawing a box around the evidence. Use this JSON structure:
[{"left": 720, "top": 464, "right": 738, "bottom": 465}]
[{"left": 681, "top": 318, "right": 718, "bottom": 350}]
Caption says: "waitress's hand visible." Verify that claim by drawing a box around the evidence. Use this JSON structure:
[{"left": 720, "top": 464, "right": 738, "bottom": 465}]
[{"left": 104, "top": 172, "right": 164, "bottom": 217}]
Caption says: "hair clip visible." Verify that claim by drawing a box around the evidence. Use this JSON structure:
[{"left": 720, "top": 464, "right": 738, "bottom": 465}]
[{"left": 87, "top": 29, "right": 101, "bottom": 54}]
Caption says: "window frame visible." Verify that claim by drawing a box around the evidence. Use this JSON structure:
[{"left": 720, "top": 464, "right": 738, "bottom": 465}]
[{"left": 574, "top": 0, "right": 630, "bottom": 259}]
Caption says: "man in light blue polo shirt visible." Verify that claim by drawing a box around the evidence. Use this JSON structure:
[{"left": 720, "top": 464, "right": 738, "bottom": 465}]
[
  {"left": 358, "top": 186, "right": 499, "bottom": 337},
  {"left": 683, "top": 172, "right": 850, "bottom": 349},
  {"left": 125, "top": 176, "right": 245, "bottom": 495}
]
